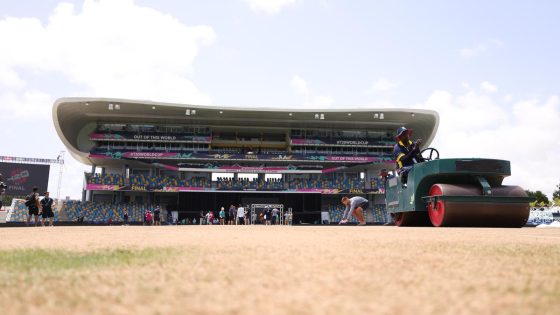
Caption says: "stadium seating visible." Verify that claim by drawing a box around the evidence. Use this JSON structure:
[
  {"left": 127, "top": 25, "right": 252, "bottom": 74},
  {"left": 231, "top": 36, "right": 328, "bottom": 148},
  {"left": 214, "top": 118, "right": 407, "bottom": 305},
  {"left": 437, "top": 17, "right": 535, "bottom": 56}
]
[
  {"left": 86, "top": 173, "right": 383, "bottom": 191},
  {"left": 129, "top": 175, "right": 210, "bottom": 190},
  {"left": 63, "top": 200, "right": 150, "bottom": 224},
  {"left": 215, "top": 178, "right": 285, "bottom": 190},
  {"left": 7, "top": 199, "right": 158, "bottom": 224},
  {"left": 288, "top": 178, "right": 365, "bottom": 190},
  {"left": 7, "top": 199, "right": 61, "bottom": 223},
  {"left": 86, "top": 173, "right": 210, "bottom": 190},
  {"left": 86, "top": 173, "right": 125, "bottom": 186},
  {"left": 370, "top": 178, "right": 385, "bottom": 193}
]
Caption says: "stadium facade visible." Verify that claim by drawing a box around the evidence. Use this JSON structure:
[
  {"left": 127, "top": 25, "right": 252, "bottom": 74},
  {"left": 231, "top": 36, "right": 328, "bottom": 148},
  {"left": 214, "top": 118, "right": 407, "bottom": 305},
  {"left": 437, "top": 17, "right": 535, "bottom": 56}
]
[{"left": 53, "top": 97, "right": 439, "bottom": 223}]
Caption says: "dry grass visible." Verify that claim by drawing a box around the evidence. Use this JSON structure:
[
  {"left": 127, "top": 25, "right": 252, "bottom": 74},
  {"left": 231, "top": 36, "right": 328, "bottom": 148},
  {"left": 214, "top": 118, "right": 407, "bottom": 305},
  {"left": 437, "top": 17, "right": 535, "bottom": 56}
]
[{"left": 0, "top": 225, "right": 559, "bottom": 315}]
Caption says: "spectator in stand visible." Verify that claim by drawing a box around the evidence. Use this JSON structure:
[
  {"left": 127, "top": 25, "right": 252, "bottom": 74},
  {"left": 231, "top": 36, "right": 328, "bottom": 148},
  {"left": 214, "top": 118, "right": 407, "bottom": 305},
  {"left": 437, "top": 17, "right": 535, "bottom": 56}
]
[
  {"left": 40, "top": 191, "right": 55, "bottom": 227},
  {"left": 25, "top": 186, "right": 41, "bottom": 227},
  {"left": 228, "top": 205, "right": 236, "bottom": 225},
  {"left": 219, "top": 207, "right": 226, "bottom": 225},
  {"left": 237, "top": 204, "right": 245, "bottom": 225},
  {"left": 154, "top": 206, "right": 161, "bottom": 226}
]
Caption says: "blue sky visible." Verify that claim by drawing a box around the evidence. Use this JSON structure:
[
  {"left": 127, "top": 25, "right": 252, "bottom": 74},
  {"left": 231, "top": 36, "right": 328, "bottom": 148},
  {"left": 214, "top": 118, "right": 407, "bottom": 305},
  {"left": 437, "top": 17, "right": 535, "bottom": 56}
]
[{"left": 0, "top": 0, "right": 558, "bottom": 198}]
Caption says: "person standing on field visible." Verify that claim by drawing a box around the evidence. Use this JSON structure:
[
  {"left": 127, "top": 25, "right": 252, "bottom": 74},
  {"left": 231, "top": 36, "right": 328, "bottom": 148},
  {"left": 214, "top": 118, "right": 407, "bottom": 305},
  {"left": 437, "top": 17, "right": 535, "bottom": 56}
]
[
  {"left": 40, "top": 191, "right": 55, "bottom": 227},
  {"left": 272, "top": 207, "right": 279, "bottom": 225},
  {"left": 25, "top": 186, "right": 40, "bottom": 227},
  {"left": 237, "top": 204, "right": 245, "bottom": 225},
  {"left": 228, "top": 204, "right": 236, "bottom": 225},
  {"left": 154, "top": 206, "right": 161, "bottom": 226},
  {"left": 219, "top": 207, "right": 226, "bottom": 225}
]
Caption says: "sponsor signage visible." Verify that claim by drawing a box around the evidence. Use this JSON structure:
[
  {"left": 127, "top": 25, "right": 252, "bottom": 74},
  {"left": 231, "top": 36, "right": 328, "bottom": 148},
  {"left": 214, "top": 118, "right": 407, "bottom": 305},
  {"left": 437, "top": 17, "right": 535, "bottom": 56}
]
[
  {"left": 90, "top": 133, "right": 211, "bottom": 143},
  {"left": 85, "top": 184, "right": 123, "bottom": 191},
  {"left": 85, "top": 183, "right": 382, "bottom": 195},
  {"left": 0, "top": 162, "right": 50, "bottom": 195},
  {"left": 291, "top": 138, "right": 392, "bottom": 147},
  {"left": 90, "top": 150, "right": 393, "bottom": 164}
]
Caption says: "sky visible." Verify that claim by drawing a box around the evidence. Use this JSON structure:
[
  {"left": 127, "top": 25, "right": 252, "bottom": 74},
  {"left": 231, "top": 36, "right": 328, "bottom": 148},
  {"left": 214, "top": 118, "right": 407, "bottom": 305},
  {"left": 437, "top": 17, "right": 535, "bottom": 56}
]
[{"left": 0, "top": 0, "right": 559, "bottom": 199}]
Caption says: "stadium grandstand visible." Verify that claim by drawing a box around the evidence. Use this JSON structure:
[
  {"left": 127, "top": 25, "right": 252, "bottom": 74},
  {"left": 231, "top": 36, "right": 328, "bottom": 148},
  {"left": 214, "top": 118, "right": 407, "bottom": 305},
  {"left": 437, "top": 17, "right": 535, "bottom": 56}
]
[{"left": 52, "top": 97, "right": 439, "bottom": 224}]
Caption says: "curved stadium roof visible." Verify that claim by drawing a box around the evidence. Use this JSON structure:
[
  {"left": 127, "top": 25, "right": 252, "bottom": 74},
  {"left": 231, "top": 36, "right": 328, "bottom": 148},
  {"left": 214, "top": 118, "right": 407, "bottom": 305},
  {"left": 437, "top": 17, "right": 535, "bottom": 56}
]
[{"left": 52, "top": 97, "right": 439, "bottom": 166}]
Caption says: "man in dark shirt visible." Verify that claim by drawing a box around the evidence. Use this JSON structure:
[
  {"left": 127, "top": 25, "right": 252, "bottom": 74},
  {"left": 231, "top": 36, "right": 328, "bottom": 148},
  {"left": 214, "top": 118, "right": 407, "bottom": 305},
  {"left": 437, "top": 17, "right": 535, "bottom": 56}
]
[
  {"left": 228, "top": 205, "right": 236, "bottom": 225},
  {"left": 123, "top": 210, "right": 129, "bottom": 225},
  {"left": 26, "top": 186, "right": 40, "bottom": 227},
  {"left": 154, "top": 206, "right": 161, "bottom": 226},
  {"left": 392, "top": 126, "right": 425, "bottom": 188},
  {"left": 40, "top": 191, "right": 55, "bottom": 227},
  {"left": 0, "top": 173, "right": 6, "bottom": 211}
]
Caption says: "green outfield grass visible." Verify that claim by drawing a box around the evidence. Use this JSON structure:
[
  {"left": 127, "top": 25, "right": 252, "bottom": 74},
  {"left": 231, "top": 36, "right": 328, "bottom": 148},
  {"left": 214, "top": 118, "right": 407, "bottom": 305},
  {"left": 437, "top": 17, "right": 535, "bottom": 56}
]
[{"left": 0, "top": 248, "right": 175, "bottom": 273}]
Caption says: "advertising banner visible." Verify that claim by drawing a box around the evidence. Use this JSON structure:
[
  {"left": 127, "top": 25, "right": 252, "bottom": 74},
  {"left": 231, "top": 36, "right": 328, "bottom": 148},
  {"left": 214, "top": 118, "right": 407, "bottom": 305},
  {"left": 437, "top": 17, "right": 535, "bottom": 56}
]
[
  {"left": 0, "top": 162, "right": 50, "bottom": 195},
  {"left": 90, "top": 150, "right": 393, "bottom": 164},
  {"left": 90, "top": 133, "right": 211, "bottom": 143},
  {"left": 291, "top": 138, "right": 392, "bottom": 147},
  {"left": 85, "top": 184, "right": 124, "bottom": 191}
]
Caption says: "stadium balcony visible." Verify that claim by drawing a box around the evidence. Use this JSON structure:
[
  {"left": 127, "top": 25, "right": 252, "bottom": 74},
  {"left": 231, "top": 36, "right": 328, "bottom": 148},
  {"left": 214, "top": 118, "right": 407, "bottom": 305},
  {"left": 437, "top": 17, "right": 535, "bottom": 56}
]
[
  {"left": 86, "top": 173, "right": 211, "bottom": 189},
  {"left": 93, "top": 126, "right": 211, "bottom": 137},
  {"left": 86, "top": 174, "right": 379, "bottom": 191}
]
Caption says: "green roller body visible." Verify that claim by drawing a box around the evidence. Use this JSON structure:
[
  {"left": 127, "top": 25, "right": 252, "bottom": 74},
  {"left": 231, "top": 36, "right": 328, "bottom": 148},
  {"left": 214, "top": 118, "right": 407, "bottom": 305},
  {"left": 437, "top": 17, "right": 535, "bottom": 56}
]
[{"left": 385, "top": 158, "right": 533, "bottom": 227}]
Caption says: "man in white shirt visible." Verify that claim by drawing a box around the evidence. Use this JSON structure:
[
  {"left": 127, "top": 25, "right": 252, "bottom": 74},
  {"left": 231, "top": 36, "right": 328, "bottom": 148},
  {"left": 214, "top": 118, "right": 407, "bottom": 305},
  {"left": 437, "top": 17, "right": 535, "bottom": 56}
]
[{"left": 237, "top": 204, "right": 245, "bottom": 225}]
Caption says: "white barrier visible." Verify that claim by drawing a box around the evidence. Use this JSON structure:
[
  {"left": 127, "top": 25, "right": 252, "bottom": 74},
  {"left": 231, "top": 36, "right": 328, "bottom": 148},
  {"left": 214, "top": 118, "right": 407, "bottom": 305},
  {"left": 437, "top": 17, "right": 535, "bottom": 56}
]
[{"left": 527, "top": 210, "right": 555, "bottom": 226}]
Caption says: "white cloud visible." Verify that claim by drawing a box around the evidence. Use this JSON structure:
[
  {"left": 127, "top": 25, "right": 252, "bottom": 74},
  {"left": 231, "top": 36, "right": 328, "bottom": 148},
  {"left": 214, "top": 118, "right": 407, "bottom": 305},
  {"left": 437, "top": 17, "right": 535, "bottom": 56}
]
[
  {"left": 290, "top": 74, "right": 335, "bottom": 107},
  {"left": 504, "top": 94, "right": 513, "bottom": 102},
  {"left": 480, "top": 81, "right": 498, "bottom": 93},
  {"left": 459, "top": 39, "right": 503, "bottom": 58},
  {"left": 243, "top": 0, "right": 299, "bottom": 15},
  {"left": 0, "top": 67, "right": 26, "bottom": 89},
  {"left": 0, "top": 0, "right": 217, "bottom": 198},
  {"left": 291, "top": 74, "right": 309, "bottom": 95},
  {"left": 366, "top": 77, "right": 401, "bottom": 93},
  {"left": 0, "top": 0, "right": 216, "bottom": 106},
  {"left": 0, "top": 90, "right": 53, "bottom": 119}
]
